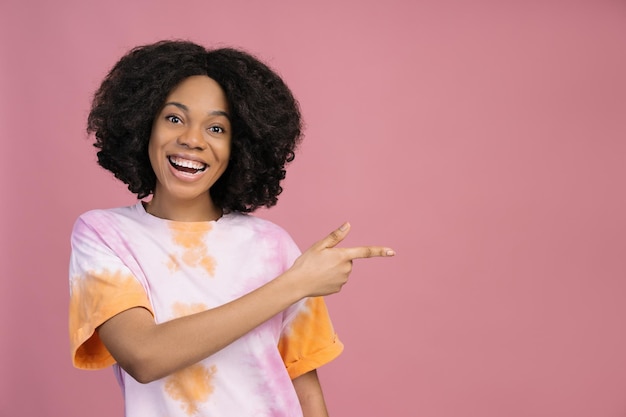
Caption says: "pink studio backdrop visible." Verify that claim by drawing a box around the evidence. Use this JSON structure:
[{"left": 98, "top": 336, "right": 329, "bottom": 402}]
[{"left": 1, "top": 1, "right": 625, "bottom": 416}]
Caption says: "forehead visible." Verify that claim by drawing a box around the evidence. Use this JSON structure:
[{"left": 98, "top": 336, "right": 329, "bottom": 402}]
[{"left": 165, "top": 75, "right": 229, "bottom": 110}]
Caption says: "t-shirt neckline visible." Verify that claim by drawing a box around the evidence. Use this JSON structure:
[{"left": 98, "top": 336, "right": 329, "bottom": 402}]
[{"left": 135, "top": 201, "right": 234, "bottom": 229}]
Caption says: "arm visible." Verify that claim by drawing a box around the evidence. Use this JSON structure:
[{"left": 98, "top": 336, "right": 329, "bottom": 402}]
[
  {"left": 98, "top": 222, "right": 395, "bottom": 383},
  {"left": 292, "top": 369, "right": 329, "bottom": 417}
]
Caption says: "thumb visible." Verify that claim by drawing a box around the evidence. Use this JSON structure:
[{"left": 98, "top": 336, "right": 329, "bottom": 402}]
[{"left": 316, "top": 222, "right": 351, "bottom": 249}]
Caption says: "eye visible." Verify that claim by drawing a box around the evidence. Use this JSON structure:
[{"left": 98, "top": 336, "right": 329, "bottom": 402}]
[
  {"left": 166, "top": 115, "right": 183, "bottom": 124},
  {"left": 208, "top": 125, "right": 225, "bottom": 134}
]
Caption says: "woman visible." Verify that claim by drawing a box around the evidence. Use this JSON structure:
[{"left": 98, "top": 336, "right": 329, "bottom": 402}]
[{"left": 69, "top": 40, "right": 394, "bottom": 417}]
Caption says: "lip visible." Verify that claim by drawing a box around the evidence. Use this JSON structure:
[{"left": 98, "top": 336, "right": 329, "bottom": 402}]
[
  {"left": 167, "top": 153, "right": 208, "bottom": 165},
  {"left": 167, "top": 154, "right": 209, "bottom": 181}
]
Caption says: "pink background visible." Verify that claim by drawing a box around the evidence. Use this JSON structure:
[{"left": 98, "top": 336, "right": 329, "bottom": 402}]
[{"left": 1, "top": 1, "right": 625, "bottom": 416}]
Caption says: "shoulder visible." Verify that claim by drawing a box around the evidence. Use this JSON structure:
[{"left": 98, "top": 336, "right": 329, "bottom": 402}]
[
  {"left": 72, "top": 204, "right": 141, "bottom": 236},
  {"left": 223, "top": 213, "right": 302, "bottom": 262},
  {"left": 224, "top": 212, "right": 293, "bottom": 240}
]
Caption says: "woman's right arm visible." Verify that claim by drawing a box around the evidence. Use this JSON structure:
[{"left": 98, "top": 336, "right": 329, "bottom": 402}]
[{"left": 97, "top": 222, "right": 394, "bottom": 383}]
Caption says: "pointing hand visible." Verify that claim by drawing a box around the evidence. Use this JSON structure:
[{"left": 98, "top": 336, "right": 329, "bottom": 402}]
[{"left": 289, "top": 222, "right": 395, "bottom": 297}]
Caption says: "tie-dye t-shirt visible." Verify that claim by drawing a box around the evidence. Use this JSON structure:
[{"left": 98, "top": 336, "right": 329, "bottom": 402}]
[{"left": 69, "top": 202, "right": 343, "bottom": 417}]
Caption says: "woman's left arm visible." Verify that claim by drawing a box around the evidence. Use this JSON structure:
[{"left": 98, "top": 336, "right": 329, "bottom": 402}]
[{"left": 292, "top": 369, "right": 330, "bottom": 417}]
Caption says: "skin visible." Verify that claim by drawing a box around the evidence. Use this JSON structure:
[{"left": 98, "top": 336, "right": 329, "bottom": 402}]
[
  {"left": 293, "top": 370, "right": 330, "bottom": 417},
  {"left": 97, "top": 75, "right": 395, "bottom": 416},
  {"left": 147, "top": 75, "right": 231, "bottom": 222}
]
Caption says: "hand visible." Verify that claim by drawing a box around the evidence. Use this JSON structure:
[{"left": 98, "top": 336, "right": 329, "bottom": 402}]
[{"left": 288, "top": 222, "right": 395, "bottom": 297}]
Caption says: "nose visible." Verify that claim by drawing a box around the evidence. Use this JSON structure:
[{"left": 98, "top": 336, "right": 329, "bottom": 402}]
[{"left": 176, "top": 125, "right": 206, "bottom": 150}]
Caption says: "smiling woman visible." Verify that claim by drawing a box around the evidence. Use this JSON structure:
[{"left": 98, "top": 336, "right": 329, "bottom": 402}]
[
  {"left": 87, "top": 41, "right": 303, "bottom": 214},
  {"left": 70, "top": 40, "right": 394, "bottom": 417},
  {"left": 147, "top": 76, "right": 232, "bottom": 222}
]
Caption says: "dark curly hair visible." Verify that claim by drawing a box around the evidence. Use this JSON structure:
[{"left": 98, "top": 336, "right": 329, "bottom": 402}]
[{"left": 87, "top": 40, "right": 303, "bottom": 212}]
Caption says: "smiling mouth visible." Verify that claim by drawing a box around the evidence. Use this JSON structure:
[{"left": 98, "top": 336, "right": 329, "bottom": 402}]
[{"left": 168, "top": 156, "right": 208, "bottom": 174}]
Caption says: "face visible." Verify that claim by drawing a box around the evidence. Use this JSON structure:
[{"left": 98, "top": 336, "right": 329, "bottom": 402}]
[{"left": 148, "top": 75, "right": 231, "bottom": 212}]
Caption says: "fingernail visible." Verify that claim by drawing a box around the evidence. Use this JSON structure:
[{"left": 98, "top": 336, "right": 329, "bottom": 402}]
[
  {"left": 386, "top": 250, "right": 396, "bottom": 256},
  {"left": 339, "top": 222, "right": 349, "bottom": 231}
]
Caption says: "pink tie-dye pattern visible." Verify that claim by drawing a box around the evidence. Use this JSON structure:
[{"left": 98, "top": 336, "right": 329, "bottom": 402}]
[{"left": 69, "top": 204, "right": 339, "bottom": 417}]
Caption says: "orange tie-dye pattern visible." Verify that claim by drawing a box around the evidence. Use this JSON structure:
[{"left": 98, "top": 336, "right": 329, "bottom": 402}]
[
  {"left": 278, "top": 297, "right": 342, "bottom": 379},
  {"left": 164, "top": 363, "right": 217, "bottom": 416},
  {"left": 171, "top": 302, "right": 208, "bottom": 318},
  {"left": 169, "top": 223, "right": 216, "bottom": 277},
  {"left": 167, "top": 254, "right": 180, "bottom": 272},
  {"left": 164, "top": 302, "right": 215, "bottom": 413},
  {"left": 69, "top": 269, "right": 152, "bottom": 369}
]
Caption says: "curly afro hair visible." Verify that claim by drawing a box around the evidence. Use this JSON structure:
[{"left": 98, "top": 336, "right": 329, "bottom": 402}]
[{"left": 87, "top": 40, "right": 303, "bottom": 213}]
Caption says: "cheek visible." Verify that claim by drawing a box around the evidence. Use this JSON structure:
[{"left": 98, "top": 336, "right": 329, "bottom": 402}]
[
  {"left": 147, "top": 140, "right": 157, "bottom": 168},
  {"left": 147, "top": 134, "right": 163, "bottom": 173},
  {"left": 220, "top": 138, "right": 232, "bottom": 161}
]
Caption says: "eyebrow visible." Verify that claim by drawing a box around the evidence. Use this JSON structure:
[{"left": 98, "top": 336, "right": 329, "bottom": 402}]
[{"left": 163, "top": 101, "right": 230, "bottom": 119}]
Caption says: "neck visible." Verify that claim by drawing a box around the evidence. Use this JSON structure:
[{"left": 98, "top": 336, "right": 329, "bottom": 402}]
[{"left": 145, "top": 193, "right": 222, "bottom": 222}]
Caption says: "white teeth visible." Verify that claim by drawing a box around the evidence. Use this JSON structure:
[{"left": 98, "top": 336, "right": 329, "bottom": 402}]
[{"left": 169, "top": 156, "right": 207, "bottom": 170}]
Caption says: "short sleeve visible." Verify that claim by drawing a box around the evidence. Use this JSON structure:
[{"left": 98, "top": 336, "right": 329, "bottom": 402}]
[
  {"left": 278, "top": 297, "right": 344, "bottom": 379},
  {"left": 68, "top": 216, "right": 153, "bottom": 370},
  {"left": 274, "top": 225, "right": 344, "bottom": 379}
]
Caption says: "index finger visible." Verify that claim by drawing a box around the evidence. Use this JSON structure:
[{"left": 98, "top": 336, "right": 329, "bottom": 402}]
[
  {"left": 314, "top": 222, "right": 351, "bottom": 250},
  {"left": 343, "top": 246, "right": 396, "bottom": 260}
]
